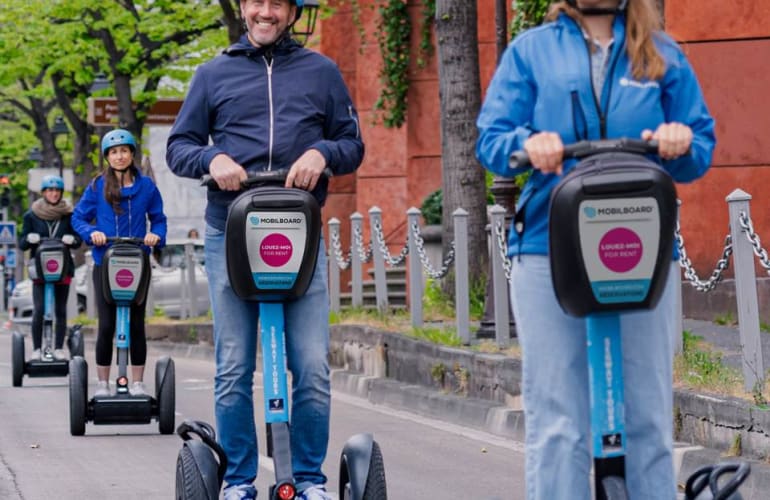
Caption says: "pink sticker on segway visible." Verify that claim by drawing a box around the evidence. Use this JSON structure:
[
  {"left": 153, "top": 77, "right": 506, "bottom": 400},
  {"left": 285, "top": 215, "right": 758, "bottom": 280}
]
[
  {"left": 598, "top": 227, "right": 643, "bottom": 273},
  {"left": 45, "top": 259, "right": 59, "bottom": 272},
  {"left": 115, "top": 269, "right": 135, "bottom": 287},
  {"left": 260, "top": 233, "right": 293, "bottom": 267}
]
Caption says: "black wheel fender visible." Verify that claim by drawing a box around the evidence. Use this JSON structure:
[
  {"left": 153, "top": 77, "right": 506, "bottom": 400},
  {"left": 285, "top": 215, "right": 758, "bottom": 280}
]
[
  {"left": 11, "top": 331, "right": 25, "bottom": 387},
  {"left": 339, "top": 433, "right": 374, "bottom": 500}
]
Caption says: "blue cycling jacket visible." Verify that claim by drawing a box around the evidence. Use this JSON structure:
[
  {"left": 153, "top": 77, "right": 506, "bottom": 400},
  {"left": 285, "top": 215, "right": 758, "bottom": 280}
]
[
  {"left": 166, "top": 35, "right": 364, "bottom": 231},
  {"left": 476, "top": 12, "right": 715, "bottom": 257}
]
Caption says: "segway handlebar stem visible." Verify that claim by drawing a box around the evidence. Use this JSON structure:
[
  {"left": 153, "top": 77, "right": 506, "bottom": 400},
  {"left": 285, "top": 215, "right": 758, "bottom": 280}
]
[
  {"left": 200, "top": 167, "right": 334, "bottom": 191},
  {"left": 508, "top": 138, "right": 660, "bottom": 170}
]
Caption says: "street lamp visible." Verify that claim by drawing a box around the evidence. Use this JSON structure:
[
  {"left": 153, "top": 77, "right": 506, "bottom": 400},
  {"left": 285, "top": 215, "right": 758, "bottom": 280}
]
[
  {"left": 52, "top": 116, "right": 70, "bottom": 176},
  {"left": 27, "top": 147, "right": 43, "bottom": 168},
  {"left": 292, "top": 0, "right": 320, "bottom": 45}
]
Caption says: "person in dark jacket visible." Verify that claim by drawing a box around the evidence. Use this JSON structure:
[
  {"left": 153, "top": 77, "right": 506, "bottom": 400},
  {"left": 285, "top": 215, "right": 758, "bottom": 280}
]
[
  {"left": 72, "top": 128, "right": 167, "bottom": 398},
  {"left": 166, "top": 1, "right": 363, "bottom": 499},
  {"left": 18, "top": 175, "right": 82, "bottom": 361},
  {"left": 476, "top": 1, "right": 715, "bottom": 498}
]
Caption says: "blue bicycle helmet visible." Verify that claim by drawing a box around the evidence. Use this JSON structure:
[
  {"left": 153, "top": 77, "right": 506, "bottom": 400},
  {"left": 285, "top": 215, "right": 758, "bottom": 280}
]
[
  {"left": 41, "top": 174, "right": 64, "bottom": 191},
  {"left": 101, "top": 128, "right": 137, "bottom": 156}
]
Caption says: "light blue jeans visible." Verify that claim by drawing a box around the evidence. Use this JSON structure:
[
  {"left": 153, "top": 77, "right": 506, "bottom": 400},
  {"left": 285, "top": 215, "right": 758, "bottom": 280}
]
[
  {"left": 510, "top": 255, "right": 677, "bottom": 500},
  {"left": 205, "top": 224, "right": 331, "bottom": 491}
]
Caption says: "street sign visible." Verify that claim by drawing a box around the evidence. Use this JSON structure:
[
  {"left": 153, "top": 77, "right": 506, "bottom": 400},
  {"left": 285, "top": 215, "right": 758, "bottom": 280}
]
[
  {"left": 87, "top": 97, "right": 183, "bottom": 126},
  {"left": 5, "top": 248, "right": 16, "bottom": 268},
  {"left": 0, "top": 222, "right": 16, "bottom": 245}
]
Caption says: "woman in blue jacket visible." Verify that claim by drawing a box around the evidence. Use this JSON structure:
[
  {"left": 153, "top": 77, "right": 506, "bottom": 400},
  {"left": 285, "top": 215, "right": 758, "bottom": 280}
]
[
  {"left": 476, "top": 1, "right": 715, "bottom": 498},
  {"left": 72, "top": 129, "right": 167, "bottom": 397}
]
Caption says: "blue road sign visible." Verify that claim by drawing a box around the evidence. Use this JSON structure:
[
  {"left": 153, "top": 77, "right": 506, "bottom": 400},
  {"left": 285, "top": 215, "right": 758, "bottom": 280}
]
[{"left": 0, "top": 222, "right": 15, "bottom": 245}]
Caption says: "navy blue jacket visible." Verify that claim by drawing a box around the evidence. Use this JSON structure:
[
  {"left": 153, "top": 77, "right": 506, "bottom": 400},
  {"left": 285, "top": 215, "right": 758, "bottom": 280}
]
[
  {"left": 166, "top": 35, "right": 364, "bottom": 231},
  {"left": 19, "top": 208, "right": 83, "bottom": 279},
  {"left": 71, "top": 168, "right": 168, "bottom": 265}
]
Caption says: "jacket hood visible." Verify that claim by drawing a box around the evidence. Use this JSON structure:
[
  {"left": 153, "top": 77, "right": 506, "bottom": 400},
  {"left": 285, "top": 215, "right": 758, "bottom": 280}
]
[{"left": 224, "top": 33, "right": 302, "bottom": 58}]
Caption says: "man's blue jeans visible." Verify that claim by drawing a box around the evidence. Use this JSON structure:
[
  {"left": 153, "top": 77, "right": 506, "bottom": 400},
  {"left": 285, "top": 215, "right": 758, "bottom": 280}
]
[
  {"left": 510, "top": 255, "right": 677, "bottom": 500},
  {"left": 205, "top": 224, "right": 331, "bottom": 491}
]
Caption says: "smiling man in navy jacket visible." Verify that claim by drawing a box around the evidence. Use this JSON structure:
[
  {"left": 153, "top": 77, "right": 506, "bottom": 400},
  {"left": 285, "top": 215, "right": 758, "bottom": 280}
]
[{"left": 166, "top": 1, "right": 363, "bottom": 499}]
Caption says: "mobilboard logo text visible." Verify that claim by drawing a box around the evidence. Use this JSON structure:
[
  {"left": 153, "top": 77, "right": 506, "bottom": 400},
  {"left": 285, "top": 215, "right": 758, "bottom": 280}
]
[
  {"left": 584, "top": 205, "right": 654, "bottom": 218},
  {"left": 250, "top": 216, "right": 302, "bottom": 225}
]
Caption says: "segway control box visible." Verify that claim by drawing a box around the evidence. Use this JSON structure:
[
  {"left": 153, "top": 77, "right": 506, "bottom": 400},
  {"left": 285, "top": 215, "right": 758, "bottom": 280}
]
[
  {"left": 35, "top": 240, "right": 69, "bottom": 283},
  {"left": 101, "top": 242, "right": 151, "bottom": 305},
  {"left": 549, "top": 152, "right": 677, "bottom": 317},
  {"left": 225, "top": 186, "right": 321, "bottom": 302}
]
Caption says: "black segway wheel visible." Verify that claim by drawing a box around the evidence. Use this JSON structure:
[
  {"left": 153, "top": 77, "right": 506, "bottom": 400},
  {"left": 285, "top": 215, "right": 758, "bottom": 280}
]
[
  {"left": 600, "top": 476, "right": 628, "bottom": 500},
  {"left": 176, "top": 443, "right": 214, "bottom": 500},
  {"left": 156, "top": 356, "right": 176, "bottom": 435},
  {"left": 176, "top": 421, "right": 226, "bottom": 500},
  {"left": 69, "top": 356, "right": 88, "bottom": 436},
  {"left": 341, "top": 440, "right": 387, "bottom": 500},
  {"left": 67, "top": 325, "right": 84, "bottom": 358},
  {"left": 11, "top": 332, "right": 25, "bottom": 387}
]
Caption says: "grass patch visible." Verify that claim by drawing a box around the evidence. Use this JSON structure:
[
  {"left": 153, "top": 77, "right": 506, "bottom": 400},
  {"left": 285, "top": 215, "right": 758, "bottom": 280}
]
[{"left": 674, "top": 330, "right": 744, "bottom": 397}]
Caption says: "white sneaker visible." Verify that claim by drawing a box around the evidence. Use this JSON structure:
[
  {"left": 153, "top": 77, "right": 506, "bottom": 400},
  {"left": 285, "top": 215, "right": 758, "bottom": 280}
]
[
  {"left": 53, "top": 349, "right": 67, "bottom": 360},
  {"left": 223, "top": 484, "right": 257, "bottom": 500},
  {"left": 299, "top": 485, "right": 332, "bottom": 500},
  {"left": 130, "top": 381, "right": 148, "bottom": 396},
  {"left": 94, "top": 380, "right": 110, "bottom": 397},
  {"left": 30, "top": 349, "right": 41, "bottom": 361}
]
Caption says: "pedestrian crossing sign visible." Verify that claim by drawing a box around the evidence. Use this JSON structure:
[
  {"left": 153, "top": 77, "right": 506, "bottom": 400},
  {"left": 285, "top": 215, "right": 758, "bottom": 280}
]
[{"left": 0, "top": 222, "right": 16, "bottom": 245}]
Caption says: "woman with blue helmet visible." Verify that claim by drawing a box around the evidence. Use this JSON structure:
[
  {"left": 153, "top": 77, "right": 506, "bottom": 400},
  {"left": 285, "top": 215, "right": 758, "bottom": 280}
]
[
  {"left": 19, "top": 174, "right": 82, "bottom": 361},
  {"left": 72, "top": 128, "right": 167, "bottom": 397},
  {"left": 476, "top": 1, "right": 715, "bottom": 498}
]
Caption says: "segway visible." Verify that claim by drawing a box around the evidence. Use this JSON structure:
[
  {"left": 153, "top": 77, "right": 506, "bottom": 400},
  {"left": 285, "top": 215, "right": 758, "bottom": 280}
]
[
  {"left": 68, "top": 236, "right": 175, "bottom": 436},
  {"left": 175, "top": 169, "right": 387, "bottom": 500},
  {"left": 510, "top": 138, "right": 750, "bottom": 499},
  {"left": 11, "top": 237, "right": 84, "bottom": 387}
]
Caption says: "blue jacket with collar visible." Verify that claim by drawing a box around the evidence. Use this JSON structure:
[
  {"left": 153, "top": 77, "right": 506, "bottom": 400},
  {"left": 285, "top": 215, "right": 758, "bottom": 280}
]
[
  {"left": 166, "top": 35, "right": 364, "bottom": 231},
  {"left": 71, "top": 168, "right": 168, "bottom": 265},
  {"left": 476, "top": 13, "right": 715, "bottom": 257}
]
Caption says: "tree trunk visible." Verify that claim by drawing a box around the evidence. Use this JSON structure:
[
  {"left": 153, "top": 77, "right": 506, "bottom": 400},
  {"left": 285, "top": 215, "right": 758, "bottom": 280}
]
[{"left": 435, "top": 1, "right": 488, "bottom": 294}]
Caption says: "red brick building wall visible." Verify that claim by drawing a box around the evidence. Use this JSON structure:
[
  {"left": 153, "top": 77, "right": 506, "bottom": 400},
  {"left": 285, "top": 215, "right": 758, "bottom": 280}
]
[{"left": 319, "top": 1, "right": 770, "bottom": 279}]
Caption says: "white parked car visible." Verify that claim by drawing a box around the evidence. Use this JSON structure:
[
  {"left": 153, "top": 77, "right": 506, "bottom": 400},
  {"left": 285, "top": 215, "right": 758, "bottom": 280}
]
[{"left": 9, "top": 240, "right": 209, "bottom": 322}]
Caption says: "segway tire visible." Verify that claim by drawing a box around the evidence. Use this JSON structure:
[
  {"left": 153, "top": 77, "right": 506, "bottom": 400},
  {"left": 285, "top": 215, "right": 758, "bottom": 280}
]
[
  {"left": 68, "top": 327, "right": 84, "bottom": 358},
  {"left": 600, "top": 476, "right": 628, "bottom": 500},
  {"left": 176, "top": 443, "right": 217, "bottom": 500},
  {"left": 342, "top": 440, "right": 387, "bottom": 500},
  {"left": 156, "top": 357, "right": 176, "bottom": 435},
  {"left": 69, "top": 356, "right": 88, "bottom": 436},
  {"left": 11, "top": 332, "right": 25, "bottom": 387}
]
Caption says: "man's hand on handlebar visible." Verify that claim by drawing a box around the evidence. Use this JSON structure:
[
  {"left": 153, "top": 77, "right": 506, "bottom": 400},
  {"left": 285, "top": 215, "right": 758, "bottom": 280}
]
[
  {"left": 209, "top": 154, "right": 247, "bottom": 191},
  {"left": 144, "top": 232, "right": 160, "bottom": 247},
  {"left": 523, "top": 132, "right": 565, "bottom": 175},
  {"left": 285, "top": 149, "right": 327, "bottom": 191},
  {"left": 641, "top": 122, "right": 693, "bottom": 160}
]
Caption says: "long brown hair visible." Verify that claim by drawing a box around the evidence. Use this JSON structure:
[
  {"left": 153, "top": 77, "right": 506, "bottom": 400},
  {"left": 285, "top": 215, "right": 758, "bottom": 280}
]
[
  {"left": 100, "top": 165, "right": 137, "bottom": 215},
  {"left": 546, "top": 0, "right": 665, "bottom": 80}
]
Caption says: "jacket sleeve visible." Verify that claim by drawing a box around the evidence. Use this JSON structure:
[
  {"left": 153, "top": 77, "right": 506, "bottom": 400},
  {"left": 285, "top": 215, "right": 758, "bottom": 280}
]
[
  {"left": 310, "top": 67, "right": 365, "bottom": 176},
  {"left": 476, "top": 41, "right": 538, "bottom": 177},
  {"left": 166, "top": 67, "right": 225, "bottom": 180},
  {"left": 71, "top": 182, "right": 98, "bottom": 245},
  {"left": 147, "top": 184, "right": 168, "bottom": 247},
  {"left": 659, "top": 48, "right": 716, "bottom": 183},
  {"left": 18, "top": 211, "right": 34, "bottom": 251}
]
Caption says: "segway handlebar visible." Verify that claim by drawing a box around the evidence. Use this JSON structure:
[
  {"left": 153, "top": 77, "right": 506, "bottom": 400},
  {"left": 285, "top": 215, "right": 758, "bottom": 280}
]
[
  {"left": 104, "top": 236, "right": 147, "bottom": 245},
  {"left": 508, "top": 138, "right": 660, "bottom": 170},
  {"left": 200, "top": 167, "right": 334, "bottom": 191}
]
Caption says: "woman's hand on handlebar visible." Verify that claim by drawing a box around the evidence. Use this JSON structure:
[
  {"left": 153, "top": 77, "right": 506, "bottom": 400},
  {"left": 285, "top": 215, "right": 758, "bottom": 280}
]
[
  {"left": 209, "top": 154, "right": 247, "bottom": 191},
  {"left": 523, "top": 132, "right": 565, "bottom": 175},
  {"left": 285, "top": 149, "right": 326, "bottom": 191},
  {"left": 641, "top": 122, "right": 692, "bottom": 160},
  {"left": 144, "top": 232, "right": 160, "bottom": 247},
  {"left": 90, "top": 231, "right": 107, "bottom": 246}
]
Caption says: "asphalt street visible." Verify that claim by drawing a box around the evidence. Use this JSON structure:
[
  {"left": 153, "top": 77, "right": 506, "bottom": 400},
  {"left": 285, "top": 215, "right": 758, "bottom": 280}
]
[{"left": 0, "top": 326, "right": 524, "bottom": 499}]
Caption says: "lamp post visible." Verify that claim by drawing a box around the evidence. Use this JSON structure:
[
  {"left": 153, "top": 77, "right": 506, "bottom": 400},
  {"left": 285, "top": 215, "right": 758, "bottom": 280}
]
[
  {"left": 90, "top": 73, "right": 112, "bottom": 168},
  {"left": 291, "top": 0, "right": 320, "bottom": 44},
  {"left": 51, "top": 116, "right": 70, "bottom": 177}
]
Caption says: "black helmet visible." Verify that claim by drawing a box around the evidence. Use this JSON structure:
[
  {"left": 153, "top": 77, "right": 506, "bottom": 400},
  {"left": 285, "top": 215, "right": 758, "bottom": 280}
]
[{"left": 566, "top": 0, "right": 628, "bottom": 16}]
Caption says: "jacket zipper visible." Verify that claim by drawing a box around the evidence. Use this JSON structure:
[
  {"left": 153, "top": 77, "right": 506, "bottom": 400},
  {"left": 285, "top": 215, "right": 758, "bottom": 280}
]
[
  {"left": 264, "top": 57, "right": 275, "bottom": 171},
  {"left": 584, "top": 39, "right": 620, "bottom": 139}
]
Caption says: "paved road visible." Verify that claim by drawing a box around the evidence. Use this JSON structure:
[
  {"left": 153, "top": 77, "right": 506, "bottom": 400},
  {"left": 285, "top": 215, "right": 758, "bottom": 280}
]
[{"left": 0, "top": 329, "right": 524, "bottom": 499}]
